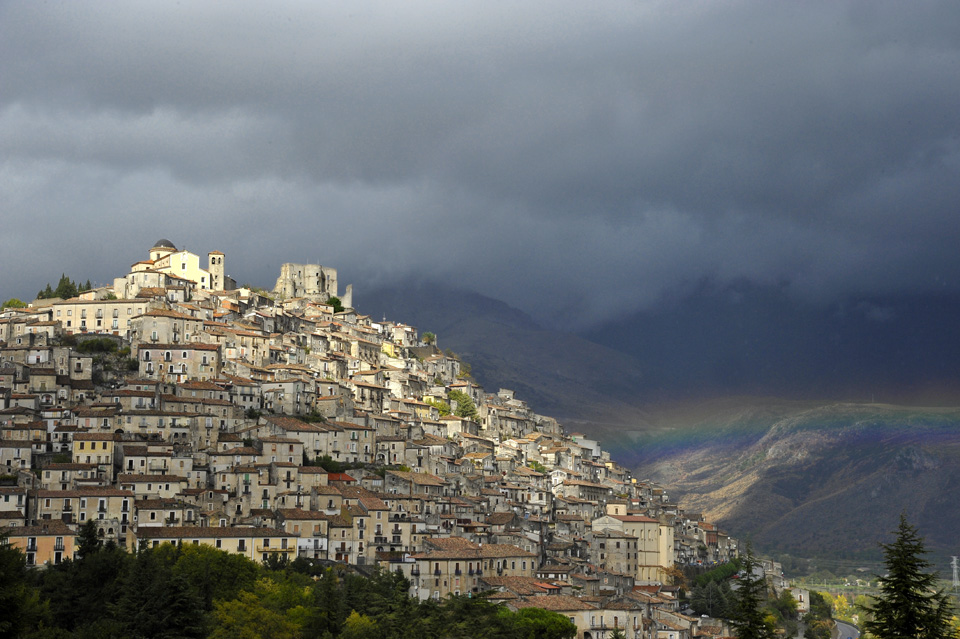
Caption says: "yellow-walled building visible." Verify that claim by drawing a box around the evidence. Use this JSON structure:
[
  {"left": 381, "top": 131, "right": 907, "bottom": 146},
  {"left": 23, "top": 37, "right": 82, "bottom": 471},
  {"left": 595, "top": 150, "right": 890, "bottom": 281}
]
[
  {"left": 131, "top": 525, "right": 298, "bottom": 563},
  {"left": 2, "top": 519, "right": 76, "bottom": 567}
]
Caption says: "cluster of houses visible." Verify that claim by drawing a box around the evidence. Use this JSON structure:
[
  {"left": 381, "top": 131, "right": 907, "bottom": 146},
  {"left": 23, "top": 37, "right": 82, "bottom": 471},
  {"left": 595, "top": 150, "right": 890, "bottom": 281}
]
[{"left": 0, "top": 240, "right": 743, "bottom": 639}]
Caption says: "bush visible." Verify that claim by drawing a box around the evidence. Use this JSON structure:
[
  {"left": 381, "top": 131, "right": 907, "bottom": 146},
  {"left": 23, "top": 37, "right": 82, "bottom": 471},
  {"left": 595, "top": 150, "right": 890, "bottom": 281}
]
[{"left": 76, "top": 338, "right": 118, "bottom": 354}]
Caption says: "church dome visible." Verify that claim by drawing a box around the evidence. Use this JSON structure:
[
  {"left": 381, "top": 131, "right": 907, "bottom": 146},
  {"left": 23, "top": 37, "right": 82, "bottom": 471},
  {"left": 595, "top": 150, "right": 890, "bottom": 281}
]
[{"left": 152, "top": 238, "right": 177, "bottom": 250}]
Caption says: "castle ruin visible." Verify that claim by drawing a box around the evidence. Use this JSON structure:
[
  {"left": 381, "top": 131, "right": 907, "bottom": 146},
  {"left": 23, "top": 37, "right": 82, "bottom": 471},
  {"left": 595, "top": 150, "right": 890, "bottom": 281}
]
[{"left": 273, "top": 263, "right": 352, "bottom": 308}]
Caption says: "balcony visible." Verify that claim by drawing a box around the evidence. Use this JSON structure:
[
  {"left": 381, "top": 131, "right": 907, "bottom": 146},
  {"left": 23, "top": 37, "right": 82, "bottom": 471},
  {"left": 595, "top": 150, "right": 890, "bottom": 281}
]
[
  {"left": 454, "top": 568, "right": 462, "bottom": 576},
  {"left": 433, "top": 568, "right": 441, "bottom": 576},
  {"left": 256, "top": 543, "right": 295, "bottom": 554},
  {"left": 410, "top": 566, "right": 420, "bottom": 576},
  {"left": 374, "top": 536, "right": 388, "bottom": 544},
  {"left": 54, "top": 541, "right": 65, "bottom": 552}
]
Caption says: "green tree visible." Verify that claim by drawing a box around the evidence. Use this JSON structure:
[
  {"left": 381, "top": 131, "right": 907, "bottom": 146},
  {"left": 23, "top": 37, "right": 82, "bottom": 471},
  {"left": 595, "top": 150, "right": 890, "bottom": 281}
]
[
  {"left": 424, "top": 397, "right": 451, "bottom": 417},
  {"left": 692, "top": 580, "right": 731, "bottom": 618},
  {"left": 863, "top": 514, "right": 957, "bottom": 639},
  {"left": 38, "top": 541, "right": 129, "bottom": 632},
  {"left": 0, "top": 533, "right": 48, "bottom": 639},
  {"left": 528, "top": 460, "right": 548, "bottom": 474},
  {"left": 422, "top": 332, "right": 436, "bottom": 346},
  {"left": 448, "top": 389, "right": 479, "bottom": 421},
  {"left": 730, "top": 547, "right": 775, "bottom": 639},
  {"left": 163, "top": 543, "right": 260, "bottom": 610},
  {"left": 116, "top": 550, "right": 206, "bottom": 639},
  {"left": 54, "top": 274, "right": 78, "bottom": 300},
  {"left": 209, "top": 591, "right": 299, "bottom": 639},
  {"left": 2, "top": 298, "right": 27, "bottom": 309},
  {"left": 76, "top": 520, "right": 102, "bottom": 559},
  {"left": 513, "top": 606, "right": 578, "bottom": 639},
  {"left": 767, "top": 589, "right": 799, "bottom": 637},
  {"left": 326, "top": 296, "right": 345, "bottom": 313},
  {"left": 340, "top": 610, "right": 379, "bottom": 639},
  {"left": 304, "top": 567, "right": 347, "bottom": 638},
  {"left": 803, "top": 591, "right": 833, "bottom": 639}
]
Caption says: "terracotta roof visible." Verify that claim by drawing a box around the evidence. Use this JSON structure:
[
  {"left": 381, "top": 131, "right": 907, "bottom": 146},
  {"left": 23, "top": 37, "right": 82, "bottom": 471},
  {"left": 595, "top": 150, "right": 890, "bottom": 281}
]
[{"left": 511, "top": 595, "right": 597, "bottom": 612}]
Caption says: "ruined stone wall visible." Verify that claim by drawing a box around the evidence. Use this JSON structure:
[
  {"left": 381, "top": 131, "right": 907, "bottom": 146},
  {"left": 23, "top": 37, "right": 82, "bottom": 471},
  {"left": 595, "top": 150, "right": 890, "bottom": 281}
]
[{"left": 272, "top": 263, "right": 338, "bottom": 301}]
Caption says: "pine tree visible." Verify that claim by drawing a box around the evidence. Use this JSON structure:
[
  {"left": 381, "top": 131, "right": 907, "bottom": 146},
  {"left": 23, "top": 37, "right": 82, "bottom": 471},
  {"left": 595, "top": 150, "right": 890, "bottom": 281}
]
[
  {"left": 730, "top": 546, "right": 775, "bottom": 639},
  {"left": 863, "top": 514, "right": 957, "bottom": 639}
]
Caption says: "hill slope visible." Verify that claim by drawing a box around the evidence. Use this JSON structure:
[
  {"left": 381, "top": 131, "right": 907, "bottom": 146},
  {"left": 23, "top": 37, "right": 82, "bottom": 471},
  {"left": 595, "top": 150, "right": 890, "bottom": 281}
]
[
  {"left": 629, "top": 399, "right": 960, "bottom": 565},
  {"left": 359, "top": 282, "right": 652, "bottom": 429}
]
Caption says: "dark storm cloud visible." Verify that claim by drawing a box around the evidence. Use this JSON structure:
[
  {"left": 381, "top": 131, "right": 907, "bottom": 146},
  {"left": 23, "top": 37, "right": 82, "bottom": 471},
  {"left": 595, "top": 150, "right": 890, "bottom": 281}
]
[{"left": 2, "top": 1, "right": 959, "bottom": 327}]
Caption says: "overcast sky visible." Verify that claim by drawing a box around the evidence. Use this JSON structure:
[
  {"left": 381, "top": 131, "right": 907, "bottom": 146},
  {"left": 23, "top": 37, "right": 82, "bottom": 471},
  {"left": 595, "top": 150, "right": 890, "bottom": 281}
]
[{"left": 2, "top": 1, "right": 959, "bottom": 329}]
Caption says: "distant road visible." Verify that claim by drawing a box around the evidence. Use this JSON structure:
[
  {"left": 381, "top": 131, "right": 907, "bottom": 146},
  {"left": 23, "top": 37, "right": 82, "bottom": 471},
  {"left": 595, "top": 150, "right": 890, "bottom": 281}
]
[{"left": 834, "top": 620, "right": 859, "bottom": 639}]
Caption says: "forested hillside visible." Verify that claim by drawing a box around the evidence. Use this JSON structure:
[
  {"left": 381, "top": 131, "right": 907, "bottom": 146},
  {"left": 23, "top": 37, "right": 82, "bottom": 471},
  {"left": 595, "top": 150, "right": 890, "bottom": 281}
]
[{"left": 1, "top": 525, "right": 576, "bottom": 639}]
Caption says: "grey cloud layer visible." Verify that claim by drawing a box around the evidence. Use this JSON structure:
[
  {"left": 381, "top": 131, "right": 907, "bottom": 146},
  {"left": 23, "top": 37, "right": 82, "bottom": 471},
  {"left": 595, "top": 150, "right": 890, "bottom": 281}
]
[{"left": 2, "top": 1, "right": 959, "bottom": 327}]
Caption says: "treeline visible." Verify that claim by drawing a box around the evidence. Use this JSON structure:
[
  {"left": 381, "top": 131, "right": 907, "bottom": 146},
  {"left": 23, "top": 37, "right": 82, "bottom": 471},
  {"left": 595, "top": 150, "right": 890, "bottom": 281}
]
[
  {"left": 36, "top": 274, "right": 95, "bottom": 300},
  {"left": 1, "top": 525, "right": 577, "bottom": 639}
]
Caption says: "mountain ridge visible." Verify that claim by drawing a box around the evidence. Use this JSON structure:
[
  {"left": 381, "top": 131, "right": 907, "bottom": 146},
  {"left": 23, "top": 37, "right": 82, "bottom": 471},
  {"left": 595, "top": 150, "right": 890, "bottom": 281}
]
[{"left": 358, "top": 279, "right": 960, "bottom": 566}]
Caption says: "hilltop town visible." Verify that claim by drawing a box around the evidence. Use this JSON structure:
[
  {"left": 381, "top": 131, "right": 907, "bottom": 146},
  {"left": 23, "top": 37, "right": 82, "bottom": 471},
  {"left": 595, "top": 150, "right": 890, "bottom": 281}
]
[{"left": 1, "top": 240, "right": 743, "bottom": 638}]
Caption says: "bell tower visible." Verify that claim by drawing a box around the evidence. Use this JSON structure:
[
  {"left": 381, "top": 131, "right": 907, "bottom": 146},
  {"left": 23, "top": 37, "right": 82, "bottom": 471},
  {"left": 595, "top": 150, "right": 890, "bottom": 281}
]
[{"left": 208, "top": 251, "right": 225, "bottom": 291}]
